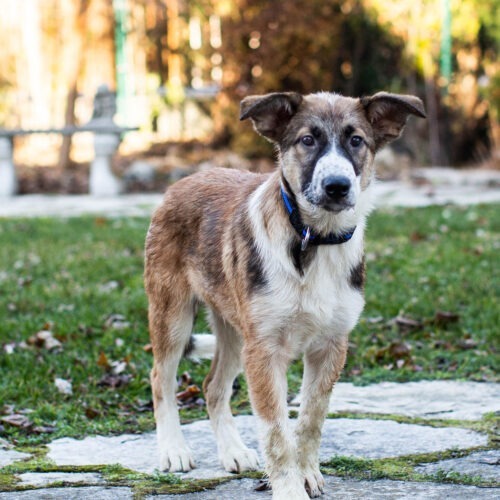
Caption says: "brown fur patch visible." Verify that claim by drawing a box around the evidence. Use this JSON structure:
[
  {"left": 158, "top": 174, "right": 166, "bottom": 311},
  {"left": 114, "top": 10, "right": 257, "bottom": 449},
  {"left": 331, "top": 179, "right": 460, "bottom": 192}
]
[{"left": 349, "top": 257, "right": 366, "bottom": 290}]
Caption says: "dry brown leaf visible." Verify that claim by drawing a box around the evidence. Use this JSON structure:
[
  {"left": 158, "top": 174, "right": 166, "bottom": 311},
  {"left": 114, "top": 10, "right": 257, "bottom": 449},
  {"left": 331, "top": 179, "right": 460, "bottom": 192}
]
[
  {"left": 434, "top": 311, "right": 460, "bottom": 328},
  {"left": 97, "top": 374, "right": 132, "bottom": 388},
  {"left": 389, "top": 341, "right": 412, "bottom": 359},
  {"left": 84, "top": 407, "right": 101, "bottom": 419},
  {"left": 176, "top": 384, "right": 201, "bottom": 402},
  {"left": 457, "top": 338, "right": 478, "bottom": 350},
  {"left": 395, "top": 316, "right": 422, "bottom": 332},
  {"left": 1, "top": 414, "right": 32, "bottom": 429},
  {"left": 97, "top": 351, "right": 111, "bottom": 370},
  {"left": 32, "top": 425, "right": 56, "bottom": 434},
  {"left": 27, "top": 330, "right": 62, "bottom": 350}
]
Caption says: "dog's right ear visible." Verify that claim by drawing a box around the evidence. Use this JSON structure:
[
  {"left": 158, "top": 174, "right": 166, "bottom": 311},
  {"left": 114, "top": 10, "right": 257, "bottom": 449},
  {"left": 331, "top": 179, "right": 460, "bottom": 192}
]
[{"left": 240, "top": 92, "right": 303, "bottom": 142}]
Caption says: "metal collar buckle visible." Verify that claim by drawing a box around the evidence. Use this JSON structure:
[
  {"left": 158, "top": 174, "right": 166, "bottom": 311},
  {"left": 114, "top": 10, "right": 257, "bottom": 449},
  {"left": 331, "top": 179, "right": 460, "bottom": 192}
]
[{"left": 301, "top": 226, "right": 311, "bottom": 252}]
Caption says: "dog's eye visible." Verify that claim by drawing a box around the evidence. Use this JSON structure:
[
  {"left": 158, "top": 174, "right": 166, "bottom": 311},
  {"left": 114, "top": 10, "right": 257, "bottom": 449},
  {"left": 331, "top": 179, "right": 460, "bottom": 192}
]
[
  {"left": 350, "top": 135, "right": 363, "bottom": 148},
  {"left": 301, "top": 135, "right": 315, "bottom": 147}
]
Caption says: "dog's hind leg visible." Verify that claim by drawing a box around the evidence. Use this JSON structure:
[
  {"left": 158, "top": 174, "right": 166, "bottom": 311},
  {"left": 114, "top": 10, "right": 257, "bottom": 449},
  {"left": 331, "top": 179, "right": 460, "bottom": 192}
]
[
  {"left": 203, "top": 309, "right": 259, "bottom": 473},
  {"left": 149, "top": 297, "right": 196, "bottom": 472},
  {"left": 295, "top": 335, "right": 349, "bottom": 497}
]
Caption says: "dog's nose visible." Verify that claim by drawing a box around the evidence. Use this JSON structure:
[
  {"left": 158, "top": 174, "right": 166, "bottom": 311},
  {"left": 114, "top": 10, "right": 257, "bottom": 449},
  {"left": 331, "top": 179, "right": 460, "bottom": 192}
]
[{"left": 322, "top": 175, "right": 351, "bottom": 199}]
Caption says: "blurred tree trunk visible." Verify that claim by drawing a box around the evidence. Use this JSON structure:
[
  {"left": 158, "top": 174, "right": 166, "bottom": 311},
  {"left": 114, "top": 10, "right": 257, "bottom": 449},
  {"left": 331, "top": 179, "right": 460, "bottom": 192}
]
[
  {"left": 58, "top": 0, "right": 91, "bottom": 170},
  {"left": 423, "top": 53, "right": 446, "bottom": 166}
]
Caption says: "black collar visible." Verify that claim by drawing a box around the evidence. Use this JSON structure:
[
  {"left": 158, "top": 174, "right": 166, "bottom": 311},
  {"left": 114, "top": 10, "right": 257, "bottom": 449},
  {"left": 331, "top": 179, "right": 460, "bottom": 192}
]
[{"left": 280, "top": 184, "right": 356, "bottom": 251}]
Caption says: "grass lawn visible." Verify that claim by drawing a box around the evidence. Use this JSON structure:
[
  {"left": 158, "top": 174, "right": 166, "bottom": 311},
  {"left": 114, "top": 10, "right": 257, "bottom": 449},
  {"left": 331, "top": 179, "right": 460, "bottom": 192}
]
[{"left": 0, "top": 204, "right": 498, "bottom": 446}]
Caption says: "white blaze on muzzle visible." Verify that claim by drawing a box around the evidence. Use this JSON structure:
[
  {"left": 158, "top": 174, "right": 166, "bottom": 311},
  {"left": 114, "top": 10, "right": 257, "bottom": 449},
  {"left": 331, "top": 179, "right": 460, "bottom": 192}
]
[{"left": 305, "top": 143, "right": 360, "bottom": 209}]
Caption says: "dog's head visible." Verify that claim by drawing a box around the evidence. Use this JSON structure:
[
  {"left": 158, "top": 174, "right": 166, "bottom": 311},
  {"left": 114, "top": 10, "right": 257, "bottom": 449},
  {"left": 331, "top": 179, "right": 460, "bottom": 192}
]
[{"left": 240, "top": 91, "right": 425, "bottom": 214}]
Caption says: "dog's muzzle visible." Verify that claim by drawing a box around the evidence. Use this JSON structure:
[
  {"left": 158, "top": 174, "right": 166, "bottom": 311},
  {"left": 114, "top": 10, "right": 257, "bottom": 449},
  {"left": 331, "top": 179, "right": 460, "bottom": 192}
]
[{"left": 319, "top": 175, "right": 354, "bottom": 211}]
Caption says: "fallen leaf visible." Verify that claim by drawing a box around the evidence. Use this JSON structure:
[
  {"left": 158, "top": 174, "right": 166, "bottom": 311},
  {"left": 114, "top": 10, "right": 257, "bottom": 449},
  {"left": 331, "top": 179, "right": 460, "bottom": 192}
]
[
  {"left": 1, "top": 414, "right": 32, "bottom": 429},
  {"left": 94, "top": 217, "right": 107, "bottom": 227},
  {"left": 366, "top": 316, "right": 384, "bottom": 324},
  {"left": 84, "top": 407, "right": 101, "bottom": 419},
  {"left": 111, "top": 360, "right": 128, "bottom": 375},
  {"left": 97, "top": 351, "right": 111, "bottom": 370},
  {"left": 180, "top": 371, "right": 192, "bottom": 387},
  {"left": 410, "top": 231, "right": 426, "bottom": 242},
  {"left": 1, "top": 405, "right": 15, "bottom": 416},
  {"left": 32, "top": 425, "right": 56, "bottom": 434},
  {"left": 434, "top": 311, "right": 460, "bottom": 328},
  {"left": 99, "top": 281, "right": 120, "bottom": 293},
  {"left": 434, "top": 339, "right": 453, "bottom": 350},
  {"left": 54, "top": 378, "right": 73, "bottom": 395},
  {"left": 17, "top": 276, "right": 33, "bottom": 287},
  {"left": 104, "top": 314, "right": 130, "bottom": 330},
  {"left": 136, "top": 400, "right": 154, "bottom": 413},
  {"left": 28, "top": 330, "right": 62, "bottom": 351},
  {"left": 389, "top": 341, "right": 412, "bottom": 359},
  {"left": 57, "top": 304, "right": 75, "bottom": 312},
  {"left": 3, "top": 343, "right": 16, "bottom": 355},
  {"left": 176, "top": 385, "right": 201, "bottom": 402},
  {"left": 394, "top": 316, "right": 422, "bottom": 332},
  {"left": 97, "top": 374, "right": 132, "bottom": 388},
  {"left": 457, "top": 338, "right": 478, "bottom": 350}
]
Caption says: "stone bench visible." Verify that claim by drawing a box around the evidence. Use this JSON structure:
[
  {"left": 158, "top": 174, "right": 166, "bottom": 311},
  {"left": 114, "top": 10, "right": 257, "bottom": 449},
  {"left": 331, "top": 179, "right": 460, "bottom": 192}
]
[
  {"left": 0, "top": 123, "right": 136, "bottom": 197},
  {"left": 0, "top": 85, "right": 137, "bottom": 197}
]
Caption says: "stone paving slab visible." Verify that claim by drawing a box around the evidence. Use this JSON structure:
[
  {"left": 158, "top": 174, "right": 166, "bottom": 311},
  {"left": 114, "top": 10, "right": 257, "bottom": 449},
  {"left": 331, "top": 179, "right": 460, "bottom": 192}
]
[
  {"left": 415, "top": 450, "right": 500, "bottom": 482},
  {"left": 0, "top": 487, "right": 133, "bottom": 499},
  {"left": 47, "top": 416, "right": 487, "bottom": 479},
  {"left": 373, "top": 181, "right": 500, "bottom": 208},
  {"left": 0, "top": 193, "right": 164, "bottom": 218},
  {"left": 149, "top": 476, "right": 499, "bottom": 499},
  {"left": 18, "top": 472, "right": 105, "bottom": 487},
  {"left": 290, "top": 381, "right": 500, "bottom": 421},
  {"left": 0, "top": 449, "right": 30, "bottom": 468}
]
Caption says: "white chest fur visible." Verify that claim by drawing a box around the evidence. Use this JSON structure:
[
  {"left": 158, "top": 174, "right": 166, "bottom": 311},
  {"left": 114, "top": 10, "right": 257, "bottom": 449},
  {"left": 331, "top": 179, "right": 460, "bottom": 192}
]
[
  {"left": 248, "top": 181, "right": 367, "bottom": 357},
  {"left": 251, "top": 239, "right": 364, "bottom": 356}
]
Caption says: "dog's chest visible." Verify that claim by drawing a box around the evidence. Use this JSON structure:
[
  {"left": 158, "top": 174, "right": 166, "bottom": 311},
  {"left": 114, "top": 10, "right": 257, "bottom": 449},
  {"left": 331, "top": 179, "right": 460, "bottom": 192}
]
[{"left": 251, "top": 246, "right": 364, "bottom": 351}]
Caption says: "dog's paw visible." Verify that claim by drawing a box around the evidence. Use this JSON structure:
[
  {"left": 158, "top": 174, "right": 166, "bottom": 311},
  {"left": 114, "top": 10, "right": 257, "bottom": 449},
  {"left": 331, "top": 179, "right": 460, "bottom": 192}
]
[
  {"left": 159, "top": 447, "right": 195, "bottom": 472},
  {"left": 303, "top": 466, "right": 325, "bottom": 498},
  {"left": 219, "top": 445, "right": 259, "bottom": 473},
  {"left": 272, "top": 485, "right": 310, "bottom": 500}
]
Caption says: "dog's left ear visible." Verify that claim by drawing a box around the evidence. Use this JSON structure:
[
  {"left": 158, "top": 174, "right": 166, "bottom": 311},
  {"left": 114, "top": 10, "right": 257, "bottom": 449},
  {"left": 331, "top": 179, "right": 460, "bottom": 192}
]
[
  {"left": 361, "top": 92, "right": 426, "bottom": 149},
  {"left": 240, "top": 92, "right": 303, "bottom": 142}
]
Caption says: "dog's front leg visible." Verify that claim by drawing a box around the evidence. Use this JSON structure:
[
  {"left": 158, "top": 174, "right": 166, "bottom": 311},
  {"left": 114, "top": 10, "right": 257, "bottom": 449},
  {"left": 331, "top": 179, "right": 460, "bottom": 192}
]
[
  {"left": 244, "top": 339, "right": 309, "bottom": 500},
  {"left": 295, "top": 335, "right": 348, "bottom": 497}
]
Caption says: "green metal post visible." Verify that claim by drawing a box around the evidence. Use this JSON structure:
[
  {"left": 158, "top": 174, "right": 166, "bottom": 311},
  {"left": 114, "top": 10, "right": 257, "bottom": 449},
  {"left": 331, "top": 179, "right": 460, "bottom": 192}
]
[
  {"left": 113, "top": 0, "right": 128, "bottom": 123},
  {"left": 440, "top": 0, "right": 452, "bottom": 95}
]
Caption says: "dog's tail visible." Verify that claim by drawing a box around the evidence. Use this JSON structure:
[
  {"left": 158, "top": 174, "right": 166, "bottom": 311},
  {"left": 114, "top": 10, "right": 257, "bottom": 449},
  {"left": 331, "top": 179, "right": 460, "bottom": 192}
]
[{"left": 183, "top": 333, "right": 216, "bottom": 360}]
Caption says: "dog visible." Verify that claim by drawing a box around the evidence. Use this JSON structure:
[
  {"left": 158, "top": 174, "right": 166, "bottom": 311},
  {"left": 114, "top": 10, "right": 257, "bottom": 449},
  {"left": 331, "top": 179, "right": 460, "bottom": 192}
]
[{"left": 144, "top": 90, "right": 425, "bottom": 499}]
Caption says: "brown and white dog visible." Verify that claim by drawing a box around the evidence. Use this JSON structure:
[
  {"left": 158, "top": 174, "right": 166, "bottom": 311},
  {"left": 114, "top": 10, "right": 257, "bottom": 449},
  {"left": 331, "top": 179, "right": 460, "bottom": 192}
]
[{"left": 144, "top": 91, "right": 425, "bottom": 499}]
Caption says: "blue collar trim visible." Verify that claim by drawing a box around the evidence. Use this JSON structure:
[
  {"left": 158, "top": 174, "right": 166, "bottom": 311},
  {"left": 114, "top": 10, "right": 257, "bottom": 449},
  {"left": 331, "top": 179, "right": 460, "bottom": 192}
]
[{"left": 280, "top": 185, "right": 356, "bottom": 251}]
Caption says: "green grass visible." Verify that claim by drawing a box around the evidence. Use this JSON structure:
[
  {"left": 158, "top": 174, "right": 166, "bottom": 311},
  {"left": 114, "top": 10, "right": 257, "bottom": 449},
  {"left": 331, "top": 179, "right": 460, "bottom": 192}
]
[
  {"left": 321, "top": 448, "right": 499, "bottom": 487},
  {"left": 0, "top": 204, "right": 498, "bottom": 447}
]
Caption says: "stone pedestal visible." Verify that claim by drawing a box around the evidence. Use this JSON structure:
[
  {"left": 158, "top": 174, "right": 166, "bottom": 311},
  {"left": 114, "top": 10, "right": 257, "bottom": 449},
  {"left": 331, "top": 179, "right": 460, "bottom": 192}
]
[
  {"left": 89, "top": 132, "right": 122, "bottom": 196},
  {"left": 0, "top": 137, "right": 16, "bottom": 197}
]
